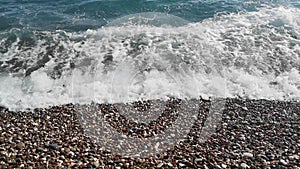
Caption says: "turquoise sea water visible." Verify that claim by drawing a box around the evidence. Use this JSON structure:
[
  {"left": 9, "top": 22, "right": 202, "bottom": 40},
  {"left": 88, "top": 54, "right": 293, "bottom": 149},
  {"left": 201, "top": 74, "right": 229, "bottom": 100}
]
[
  {"left": 0, "top": 0, "right": 298, "bottom": 31},
  {"left": 0, "top": 0, "right": 299, "bottom": 110}
]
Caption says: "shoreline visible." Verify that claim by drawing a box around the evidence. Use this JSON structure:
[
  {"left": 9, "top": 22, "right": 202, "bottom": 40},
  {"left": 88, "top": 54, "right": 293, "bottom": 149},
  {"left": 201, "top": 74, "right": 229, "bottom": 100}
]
[{"left": 0, "top": 98, "right": 299, "bottom": 168}]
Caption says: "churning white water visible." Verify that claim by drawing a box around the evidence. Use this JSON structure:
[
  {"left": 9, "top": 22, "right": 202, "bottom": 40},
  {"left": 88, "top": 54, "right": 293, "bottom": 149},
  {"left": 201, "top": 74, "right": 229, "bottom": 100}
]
[{"left": 0, "top": 6, "right": 299, "bottom": 110}]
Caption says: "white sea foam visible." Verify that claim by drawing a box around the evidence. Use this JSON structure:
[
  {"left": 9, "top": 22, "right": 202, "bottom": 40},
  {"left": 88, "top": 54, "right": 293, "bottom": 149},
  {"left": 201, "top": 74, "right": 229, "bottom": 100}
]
[{"left": 0, "top": 6, "right": 299, "bottom": 110}]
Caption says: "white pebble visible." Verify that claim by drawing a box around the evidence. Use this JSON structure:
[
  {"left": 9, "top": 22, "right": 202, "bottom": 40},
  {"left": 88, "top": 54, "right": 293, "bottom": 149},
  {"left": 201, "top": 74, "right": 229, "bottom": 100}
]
[
  {"left": 167, "top": 162, "right": 173, "bottom": 167},
  {"left": 243, "top": 152, "right": 253, "bottom": 158},
  {"left": 41, "top": 157, "right": 46, "bottom": 161},
  {"left": 240, "top": 134, "right": 246, "bottom": 141},
  {"left": 289, "top": 155, "right": 299, "bottom": 160},
  {"left": 179, "top": 163, "right": 185, "bottom": 167},
  {"left": 279, "top": 159, "right": 288, "bottom": 165},
  {"left": 241, "top": 163, "right": 249, "bottom": 168},
  {"left": 69, "top": 151, "right": 75, "bottom": 156},
  {"left": 93, "top": 159, "right": 100, "bottom": 167},
  {"left": 242, "top": 106, "right": 248, "bottom": 111},
  {"left": 195, "top": 158, "right": 203, "bottom": 162},
  {"left": 157, "top": 163, "right": 164, "bottom": 168}
]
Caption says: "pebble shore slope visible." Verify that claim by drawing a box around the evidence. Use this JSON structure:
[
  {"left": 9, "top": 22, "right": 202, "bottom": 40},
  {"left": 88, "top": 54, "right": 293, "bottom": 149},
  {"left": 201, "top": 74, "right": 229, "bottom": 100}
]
[{"left": 0, "top": 99, "right": 299, "bottom": 168}]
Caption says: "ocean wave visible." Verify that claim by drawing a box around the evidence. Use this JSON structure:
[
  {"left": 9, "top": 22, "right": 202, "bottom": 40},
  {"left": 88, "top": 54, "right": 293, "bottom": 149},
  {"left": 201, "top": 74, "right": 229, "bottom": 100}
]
[{"left": 0, "top": 6, "right": 299, "bottom": 110}]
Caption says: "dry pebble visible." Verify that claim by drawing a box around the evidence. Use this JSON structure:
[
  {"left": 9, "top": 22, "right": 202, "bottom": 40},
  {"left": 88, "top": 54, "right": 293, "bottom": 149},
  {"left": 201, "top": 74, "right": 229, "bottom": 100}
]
[
  {"left": 241, "top": 162, "right": 249, "bottom": 168},
  {"left": 243, "top": 152, "right": 254, "bottom": 158},
  {"left": 0, "top": 98, "right": 299, "bottom": 168}
]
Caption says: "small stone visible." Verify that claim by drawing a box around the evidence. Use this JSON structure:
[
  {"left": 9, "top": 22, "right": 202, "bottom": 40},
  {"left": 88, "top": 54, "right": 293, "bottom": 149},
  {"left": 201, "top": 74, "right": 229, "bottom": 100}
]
[
  {"left": 17, "top": 142, "right": 25, "bottom": 149},
  {"left": 179, "top": 163, "right": 185, "bottom": 167},
  {"left": 289, "top": 155, "right": 299, "bottom": 160},
  {"left": 77, "top": 160, "right": 82, "bottom": 166},
  {"left": 243, "top": 152, "right": 253, "bottom": 158},
  {"left": 263, "top": 160, "right": 269, "bottom": 167},
  {"left": 69, "top": 151, "right": 75, "bottom": 156},
  {"left": 204, "top": 165, "right": 209, "bottom": 169},
  {"left": 271, "top": 160, "right": 279, "bottom": 165},
  {"left": 60, "top": 155, "right": 65, "bottom": 160},
  {"left": 0, "top": 151, "right": 7, "bottom": 156},
  {"left": 241, "top": 163, "right": 249, "bottom": 168},
  {"left": 167, "top": 162, "right": 173, "bottom": 167},
  {"left": 242, "top": 106, "right": 248, "bottom": 111},
  {"left": 65, "top": 159, "right": 72, "bottom": 165},
  {"left": 0, "top": 137, "right": 4, "bottom": 144},
  {"left": 195, "top": 158, "right": 203, "bottom": 162},
  {"left": 48, "top": 144, "right": 59, "bottom": 150},
  {"left": 279, "top": 159, "right": 288, "bottom": 165},
  {"left": 65, "top": 148, "right": 70, "bottom": 153},
  {"left": 138, "top": 159, "right": 145, "bottom": 163},
  {"left": 93, "top": 159, "right": 100, "bottom": 167},
  {"left": 221, "top": 164, "right": 227, "bottom": 168},
  {"left": 1, "top": 164, "right": 8, "bottom": 169},
  {"left": 157, "top": 163, "right": 164, "bottom": 168},
  {"left": 240, "top": 135, "right": 246, "bottom": 141},
  {"left": 201, "top": 95, "right": 209, "bottom": 100},
  {"left": 0, "top": 155, "right": 6, "bottom": 162},
  {"left": 38, "top": 146, "right": 47, "bottom": 152}
]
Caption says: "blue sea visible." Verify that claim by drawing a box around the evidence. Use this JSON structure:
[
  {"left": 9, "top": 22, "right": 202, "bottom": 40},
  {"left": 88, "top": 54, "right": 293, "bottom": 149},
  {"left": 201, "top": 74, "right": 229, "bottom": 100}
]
[
  {"left": 0, "top": 0, "right": 299, "bottom": 110},
  {"left": 0, "top": 0, "right": 299, "bottom": 31}
]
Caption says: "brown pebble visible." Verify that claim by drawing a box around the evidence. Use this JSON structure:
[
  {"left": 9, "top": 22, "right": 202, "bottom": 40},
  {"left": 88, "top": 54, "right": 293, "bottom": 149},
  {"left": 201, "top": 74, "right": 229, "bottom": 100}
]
[
  {"left": 17, "top": 142, "right": 25, "bottom": 149},
  {"left": 65, "top": 148, "right": 70, "bottom": 153}
]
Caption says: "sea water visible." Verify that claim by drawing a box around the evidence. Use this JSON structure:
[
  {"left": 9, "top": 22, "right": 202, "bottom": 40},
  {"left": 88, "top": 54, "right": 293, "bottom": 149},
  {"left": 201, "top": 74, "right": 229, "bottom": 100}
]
[{"left": 0, "top": 0, "right": 299, "bottom": 110}]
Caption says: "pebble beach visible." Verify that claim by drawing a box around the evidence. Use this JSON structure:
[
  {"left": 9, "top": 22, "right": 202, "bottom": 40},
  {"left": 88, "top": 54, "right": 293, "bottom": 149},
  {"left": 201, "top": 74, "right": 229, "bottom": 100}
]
[
  {"left": 1, "top": 0, "right": 300, "bottom": 169},
  {"left": 0, "top": 98, "right": 299, "bottom": 169}
]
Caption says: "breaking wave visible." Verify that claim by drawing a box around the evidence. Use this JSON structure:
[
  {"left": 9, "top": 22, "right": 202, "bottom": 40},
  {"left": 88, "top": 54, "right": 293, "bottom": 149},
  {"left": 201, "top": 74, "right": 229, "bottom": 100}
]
[{"left": 0, "top": 6, "right": 299, "bottom": 110}]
